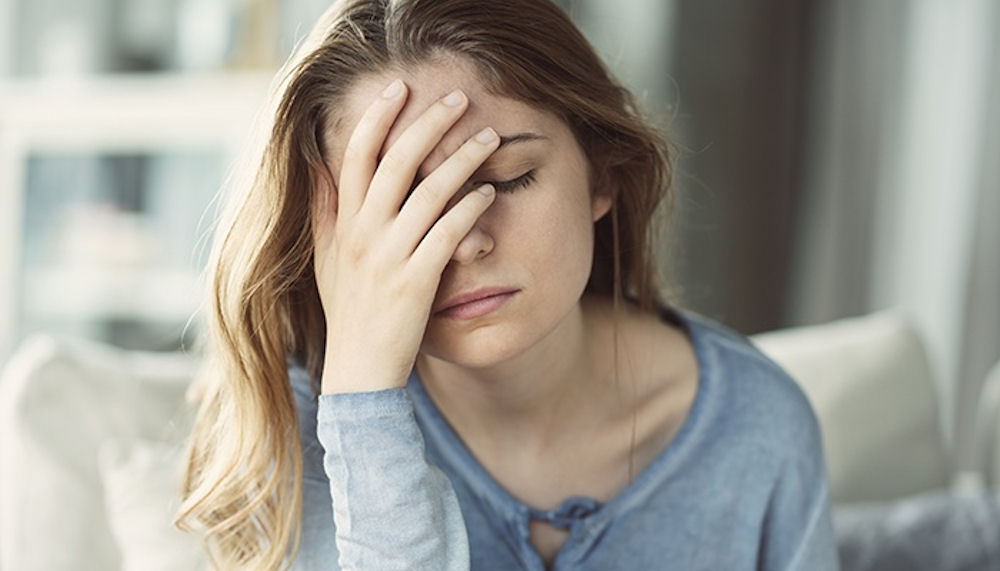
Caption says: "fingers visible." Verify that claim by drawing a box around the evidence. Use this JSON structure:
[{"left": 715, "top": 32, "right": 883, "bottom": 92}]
[
  {"left": 391, "top": 127, "right": 500, "bottom": 254},
  {"left": 334, "top": 82, "right": 496, "bottom": 273},
  {"left": 338, "top": 79, "right": 408, "bottom": 218},
  {"left": 359, "top": 89, "right": 469, "bottom": 219},
  {"left": 409, "top": 184, "right": 495, "bottom": 274}
]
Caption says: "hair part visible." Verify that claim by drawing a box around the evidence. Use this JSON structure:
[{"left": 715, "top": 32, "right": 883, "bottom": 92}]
[{"left": 175, "top": 0, "right": 675, "bottom": 567}]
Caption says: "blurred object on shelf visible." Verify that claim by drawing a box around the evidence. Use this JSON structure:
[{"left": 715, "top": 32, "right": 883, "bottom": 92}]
[
  {"left": 16, "top": 151, "right": 221, "bottom": 352},
  {"left": 231, "top": 0, "right": 281, "bottom": 70},
  {"left": 37, "top": 19, "right": 97, "bottom": 77},
  {"left": 0, "top": 73, "right": 271, "bottom": 359},
  {"left": 3, "top": 0, "right": 322, "bottom": 76},
  {"left": 52, "top": 203, "right": 154, "bottom": 268},
  {"left": 176, "top": 0, "right": 237, "bottom": 71}
]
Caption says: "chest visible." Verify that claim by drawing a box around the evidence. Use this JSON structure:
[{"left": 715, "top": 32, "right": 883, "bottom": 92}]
[
  {"left": 487, "top": 503, "right": 767, "bottom": 571},
  {"left": 529, "top": 521, "right": 568, "bottom": 568},
  {"left": 486, "top": 393, "right": 693, "bottom": 566}
]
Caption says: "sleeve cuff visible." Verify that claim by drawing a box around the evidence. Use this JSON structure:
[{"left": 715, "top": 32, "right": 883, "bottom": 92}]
[{"left": 317, "top": 387, "right": 413, "bottom": 423}]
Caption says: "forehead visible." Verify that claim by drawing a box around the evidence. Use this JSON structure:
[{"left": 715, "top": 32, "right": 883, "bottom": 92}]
[{"left": 326, "top": 57, "right": 566, "bottom": 177}]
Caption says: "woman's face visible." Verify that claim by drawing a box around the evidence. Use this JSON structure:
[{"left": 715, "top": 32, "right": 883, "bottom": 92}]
[{"left": 326, "top": 56, "right": 611, "bottom": 369}]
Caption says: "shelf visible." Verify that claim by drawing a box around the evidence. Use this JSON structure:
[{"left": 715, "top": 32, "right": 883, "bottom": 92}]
[{"left": 0, "top": 72, "right": 274, "bottom": 151}]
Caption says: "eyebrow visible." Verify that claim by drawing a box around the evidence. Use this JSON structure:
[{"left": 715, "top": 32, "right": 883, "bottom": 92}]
[
  {"left": 406, "top": 132, "right": 548, "bottom": 183},
  {"left": 497, "top": 132, "right": 548, "bottom": 149}
]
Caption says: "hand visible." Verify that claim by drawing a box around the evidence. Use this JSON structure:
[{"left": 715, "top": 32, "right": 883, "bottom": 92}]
[{"left": 314, "top": 80, "right": 500, "bottom": 394}]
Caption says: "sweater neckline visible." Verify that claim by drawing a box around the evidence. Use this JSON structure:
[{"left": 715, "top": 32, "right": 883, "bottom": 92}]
[{"left": 406, "top": 304, "right": 717, "bottom": 542}]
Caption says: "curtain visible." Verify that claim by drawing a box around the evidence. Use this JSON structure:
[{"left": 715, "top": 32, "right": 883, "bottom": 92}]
[{"left": 792, "top": 0, "right": 1000, "bottom": 472}]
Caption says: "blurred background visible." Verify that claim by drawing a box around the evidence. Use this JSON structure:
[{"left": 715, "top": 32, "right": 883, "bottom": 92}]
[{"left": 0, "top": 0, "right": 997, "bottom": 564}]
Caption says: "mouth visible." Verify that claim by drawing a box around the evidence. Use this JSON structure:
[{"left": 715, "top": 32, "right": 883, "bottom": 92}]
[{"left": 435, "top": 288, "right": 519, "bottom": 320}]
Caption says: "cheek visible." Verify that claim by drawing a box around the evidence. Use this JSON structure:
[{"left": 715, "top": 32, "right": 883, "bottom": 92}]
[{"left": 496, "top": 186, "right": 595, "bottom": 280}]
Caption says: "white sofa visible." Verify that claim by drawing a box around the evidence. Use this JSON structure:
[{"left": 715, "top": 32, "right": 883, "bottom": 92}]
[{"left": 1, "top": 311, "right": 998, "bottom": 570}]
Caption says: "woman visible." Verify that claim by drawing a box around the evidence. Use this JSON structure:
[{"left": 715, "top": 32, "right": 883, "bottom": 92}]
[{"left": 176, "top": 0, "right": 839, "bottom": 569}]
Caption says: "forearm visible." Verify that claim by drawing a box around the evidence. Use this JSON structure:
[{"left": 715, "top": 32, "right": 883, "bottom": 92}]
[{"left": 317, "top": 388, "right": 469, "bottom": 570}]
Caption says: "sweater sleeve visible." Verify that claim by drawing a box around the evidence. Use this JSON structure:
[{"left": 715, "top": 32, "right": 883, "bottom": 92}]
[
  {"left": 757, "top": 406, "right": 841, "bottom": 571},
  {"left": 313, "top": 388, "right": 470, "bottom": 571}
]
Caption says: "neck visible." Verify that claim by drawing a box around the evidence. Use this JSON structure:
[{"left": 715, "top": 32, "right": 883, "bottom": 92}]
[{"left": 415, "top": 299, "right": 616, "bottom": 451}]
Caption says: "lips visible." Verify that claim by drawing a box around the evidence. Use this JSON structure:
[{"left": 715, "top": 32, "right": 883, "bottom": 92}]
[{"left": 434, "top": 287, "right": 519, "bottom": 316}]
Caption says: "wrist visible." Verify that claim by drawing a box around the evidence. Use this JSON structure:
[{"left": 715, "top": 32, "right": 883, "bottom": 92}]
[{"left": 320, "top": 348, "right": 411, "bottom": 395}]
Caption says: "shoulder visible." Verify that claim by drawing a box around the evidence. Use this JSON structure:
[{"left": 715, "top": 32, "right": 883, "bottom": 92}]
[{"left": 673, "top": 308, "right": 824, "bottom": 458}]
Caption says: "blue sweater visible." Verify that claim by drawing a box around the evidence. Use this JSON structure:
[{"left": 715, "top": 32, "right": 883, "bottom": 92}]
[{"left": 290, "top": 307, "right": 840, "bottom": 570}]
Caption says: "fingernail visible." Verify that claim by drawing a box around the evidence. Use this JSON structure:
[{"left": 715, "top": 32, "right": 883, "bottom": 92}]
[
  {"left": 442, "top": 89, "right": 465, "bottom": 107},
  {"left": 381, "top": 79, "right": 403, "bottom": 99},
  {"left": 475, "top": 127, "right": 497, "bottom": 144},
  {"left": 476, "top": 184, "right": 495, "bottom": 196}
]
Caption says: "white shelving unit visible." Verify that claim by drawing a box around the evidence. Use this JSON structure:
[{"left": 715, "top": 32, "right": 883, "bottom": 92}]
[{"left": 0, "top": 72, "right": 272, "bottom": 359}]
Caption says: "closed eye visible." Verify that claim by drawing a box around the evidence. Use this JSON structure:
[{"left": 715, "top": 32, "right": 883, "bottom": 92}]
[{"left": 489, "top": 170, "right": 536, "bottom": 194}]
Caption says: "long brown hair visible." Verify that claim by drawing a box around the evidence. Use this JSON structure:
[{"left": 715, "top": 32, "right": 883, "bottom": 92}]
[{"left": 175, "top": 0, "right": 675, "bottom": 568}]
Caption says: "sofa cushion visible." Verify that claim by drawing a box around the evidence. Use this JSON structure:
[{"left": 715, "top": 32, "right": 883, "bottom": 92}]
[
  {"left": 752, "top": 311, "right": 950, "bottom": 503},
  {"left": 99, "top": 438, "right": 206, "bottom": 571},
  {"left": 0, "top": 335, "right": 197, "bottom": 571}
]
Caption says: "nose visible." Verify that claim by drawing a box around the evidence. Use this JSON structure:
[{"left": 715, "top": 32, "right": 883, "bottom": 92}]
[{"left": 449, "top": 222, "right": 494, "bottom": 264}]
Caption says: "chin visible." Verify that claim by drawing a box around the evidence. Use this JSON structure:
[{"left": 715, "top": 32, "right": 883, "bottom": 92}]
[
  {"left": 419, "top": 288, "right": 584, "bottom": 371},
  {"left": 419, "top": 321, "right": 534, "bottom": 370}
]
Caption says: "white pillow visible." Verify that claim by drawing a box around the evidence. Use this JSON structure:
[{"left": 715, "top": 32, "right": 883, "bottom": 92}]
[
  {"left": 0, "top": 335, "right": 199, "bottom": 570},
  {"left": 98, "top": 439, "right": 206, "bottom": 571},
  {"left": 752, "top": 311, "right": 950, "bottom": 503}
]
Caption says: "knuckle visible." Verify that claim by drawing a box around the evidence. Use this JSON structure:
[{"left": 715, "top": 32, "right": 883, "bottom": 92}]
[
  {"left": 340, "top": 233, "right": 369, "bottom": 264},
  {"left": 377, "top": 150, "right": 407, "bottom": 174},
  {"left": 460, "top": 137, "right": 490, "bottom": 160},
  {"left": 443, "top": 142, "right": 488, "bottom": 181},
  {"left": 448, "top": 148, "right": 478, "bottom": 175},
  {"left": 342, "top": 136, "right": 368, "bottom": 162},
  {"left": 430, "top": 223, "right": 460, "bottom": 250},
  {"left": 411, "top": 98, "right": 460, "bottom": 134},
  {"left": 410, "top": 180, "right": 446, "bottom": 209}
]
